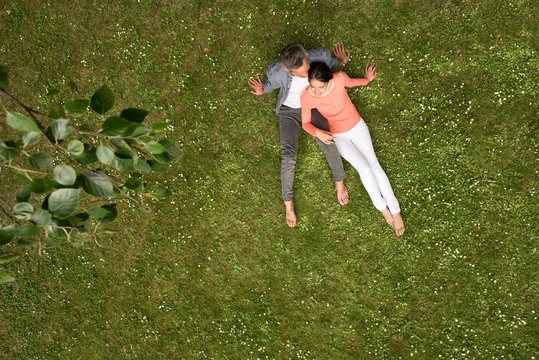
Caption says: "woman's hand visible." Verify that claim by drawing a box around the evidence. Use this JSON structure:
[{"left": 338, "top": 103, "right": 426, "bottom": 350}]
[
  {"left": 316, "top": 129, "right": 336, "bottom": 144},
  {"left": 364, "top": 64, "right": 377, "bottom": 82}
]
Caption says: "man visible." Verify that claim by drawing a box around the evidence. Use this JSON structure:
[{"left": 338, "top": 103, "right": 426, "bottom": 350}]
[{"left": 248, "top": 43, "right": 351, "bottom": 227}]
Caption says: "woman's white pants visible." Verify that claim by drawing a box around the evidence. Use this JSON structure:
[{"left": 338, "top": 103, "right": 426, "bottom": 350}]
[{"left": 333, "top": 120, "right": 401, "bottom": 214}]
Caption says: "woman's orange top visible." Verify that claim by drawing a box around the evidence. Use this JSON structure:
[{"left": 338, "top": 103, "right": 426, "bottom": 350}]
[{"left": 301, "top": 71, "right": 369, "bottom": 136}]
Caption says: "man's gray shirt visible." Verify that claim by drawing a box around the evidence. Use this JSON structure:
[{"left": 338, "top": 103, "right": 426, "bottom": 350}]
[{"left": 263, "top": 48, "right": 339, "bottom": 115}]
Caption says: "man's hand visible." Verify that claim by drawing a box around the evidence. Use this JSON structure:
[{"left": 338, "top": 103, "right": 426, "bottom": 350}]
[
  {"left": 316, "top": 129, "right": 336, "bottom": 144},
  {"left": 364, "top": 64, "right": 377, "bottom": 82},
  {"left": 333, "top": 42, "right": 350, "bottom": 66},
  {"left": 248, "top": 76, "right": 266, "bottom": 95}
]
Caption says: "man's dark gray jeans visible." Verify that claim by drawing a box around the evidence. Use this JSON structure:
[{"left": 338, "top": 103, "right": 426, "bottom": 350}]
[{"left": 279, "top": 105, "right": 346, "bottom": 201}]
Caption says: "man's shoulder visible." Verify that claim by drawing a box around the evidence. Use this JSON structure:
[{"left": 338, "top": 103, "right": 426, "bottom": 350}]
[
  {"left": 307, "top": 47, "right": 331, "bottom": 60},
  {"left": 266, "top": 59, "right": 286, "bottom": 78}
]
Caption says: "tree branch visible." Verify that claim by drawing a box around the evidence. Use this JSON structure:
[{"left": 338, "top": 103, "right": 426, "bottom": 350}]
[{"left": 2, "top": 89, "right": 145, "bottom": 209}]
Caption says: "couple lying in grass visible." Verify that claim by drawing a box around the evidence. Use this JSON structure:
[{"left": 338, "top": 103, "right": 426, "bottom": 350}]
[{"left": 248, "top": 43, "right": 405, "bottom": 236}]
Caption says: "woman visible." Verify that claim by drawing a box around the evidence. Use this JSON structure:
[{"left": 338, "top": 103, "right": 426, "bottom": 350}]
[{"left": 300, "top": 62, "right": 405, "bottom": 236}]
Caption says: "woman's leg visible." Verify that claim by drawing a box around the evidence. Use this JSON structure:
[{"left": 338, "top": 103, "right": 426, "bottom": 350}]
[
  {"left": 348, "top": 121, "right": 400, "bottom": 215},
  {"left": 333, "top": 134, "right": 388, "bottom": 212},
  {"left": 334, "top": 121, "right": 405, "bottom": 235}
]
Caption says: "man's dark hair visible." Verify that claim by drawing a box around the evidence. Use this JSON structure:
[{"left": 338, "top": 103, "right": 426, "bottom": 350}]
[
  {"left": 280, "top": 44, "right": 309, "bottom": 69},
  {"left": 308, "top": 62, "right": 334, "bottom": 83}
]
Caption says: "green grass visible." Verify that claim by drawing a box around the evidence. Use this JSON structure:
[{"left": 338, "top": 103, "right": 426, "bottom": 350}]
[{"left": 0, "top": 0, "right": 537, "bottom": 358}]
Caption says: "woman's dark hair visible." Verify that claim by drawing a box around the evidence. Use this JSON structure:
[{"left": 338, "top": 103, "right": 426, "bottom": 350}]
[{"left": 308, "top": 62, "right": 333, "bottom": 83}]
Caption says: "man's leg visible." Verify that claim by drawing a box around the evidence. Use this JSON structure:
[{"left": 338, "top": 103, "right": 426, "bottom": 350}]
[
  {"left": 311, "top": 109, "right": 348, "bottom": 205},
  {"left": 279, "top": 106, "right": 302, "bottom": 227}
]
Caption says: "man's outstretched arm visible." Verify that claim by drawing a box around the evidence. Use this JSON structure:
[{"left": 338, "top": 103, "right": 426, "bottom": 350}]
[
  {"left": 333, "top": 42, "right": 350, "bottom": 66},
  {"left": 248, "top": 76, "right": 266, "bottom": 95}
]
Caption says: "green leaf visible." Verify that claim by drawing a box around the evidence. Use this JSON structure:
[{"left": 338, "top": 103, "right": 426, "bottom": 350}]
[
  {"left": 88, "top": 206, "right": 112, "bottom": 219},
  {"left": 100, "top": 204, "right": 118, "bottom": 223},
  {"left": 0, "top": 139, "right": 20, "bottom": 161},
  {"left": 46, "top": 218, "right": 70, "bottom": 239},
  {"left": 0, "top": 254, "right": 20, "bottom": 264},
  {"left": 123, "top": 177, "right": 143, "bottom": 191},
  {"left": 153, "top": 139, "right": 181, "bottom": 163},
  {"left": 110, "top": 138, "right": 130, "bottom": 149},
  {"left": 65, "top": 99, "right": 89, "bottom": 118},
  {"left": 13, "top": 202, "right": 34, "bottom": 220},
  {"left": 116, "top": 147, "right": 137, "bottom": 159},
  {"left": 6, "top": 112, "right": 40, "bottom": 133},
  {"left": 16, "top": 174, "right": 31, "bottom": 184},
  {"left": 112, "top": 148, "right": 136, "bottom": 171},
  {"left": 0, "top": 225, "right": 16, "bottom": 245},
  {"left": 16, "top": 224, "right": 42, "bottom": 237},
  {"left": 144, "top": 142, "right": 167, "bottom": 154},
  {"left": 0, "top": 65, "right": 8, "bottom": 91},
  {"left": 29, "top": 177, "right": 54, "bottom": 193},
  {"left": 135, "top": 159, "right": 151, "bottom": 173},
  {"left": 96, "top": 145, "right": 115, "bottom": 165},
  {"left": 81, "top": 171, "right": 114, "bottom": 198},
  {"left": 151, "top": 122, "right": 168, "bottom": 132},
  {"left": 0, "top": 270, "right": 15, "bottom": 283},
  {"left": 44, "top": 237, "right": 58, "bottom": 247},
  {"left": 103, "top": 116, "right": 131, "bottom": 136},
  {"left": 48, "top": 188, "right": 79, "bottom": 219},
  {"left": 51, "top": 118, "right": 74, "bottom": 140},
  {"left": 148, "top": 160, "right": 169, "bottom": 172},
  {"left": 28, "top": 152, "right": 53, "bottom": 170},
  {"left": 53, "top": 164, "right": 77, "bottom": 186},
  {"left": 30, "top": 208, "right": 52, "bottom": 226},
  {"left": 155, "top": 188, "right": 172, "bottom": 198},
  {"left": 71, "top": 144, "right": 97, "bottom": 165},
  {"left": 90, "top": 84, "right": 114, "bottom": 114},
  {"left": 18, "top": 239, "right": 40, "bottom": 246},
  {"left": 48, "top": 107, "right": 65, "bottom": 119},
  {"left": 22, "top": 131, "right": 41, "bottom": 146},
  {"left": 16, "top": 185, "right": 31, "bottom": 202},
  {"left": 70, "top": 212, "right": 89, "bottom": 225},
  {"left": 125, "top": 123, "right": 149, "bottom": 137},
  {"left": 120, "top": 108, "right": 148, "bottom": 123},
  {"left": 42, "top": 194, "right": 50, "bottom": 210},
  {"left": 112, "top": 157, "right": 134, "bottom": 171},
  {"left": 68, "top": 139, "right": 84, "bottom": 155}
]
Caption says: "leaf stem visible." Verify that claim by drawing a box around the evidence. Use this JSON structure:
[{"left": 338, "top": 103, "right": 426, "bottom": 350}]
[{"left": 7, "top": 164, "right": 47, "bottom": 175}]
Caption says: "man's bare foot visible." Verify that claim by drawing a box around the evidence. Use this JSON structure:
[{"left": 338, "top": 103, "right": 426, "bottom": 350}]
[
  {"left": 381, "top": 207, "right": 394, "bottom": 226},
  {"left": 284, "top": 200, "right": 296, "bottom": 227},
  {"left": 392, "top": 212, "right": 405, "bottom": 236},
  {"left": 336, "top": 181, "right": 349, "bottom": 205}
]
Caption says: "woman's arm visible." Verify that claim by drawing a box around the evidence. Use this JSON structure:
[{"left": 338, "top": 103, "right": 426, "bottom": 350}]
[
  {"left": 300, "top": 97, "right": 318, "bottom": 136},
  {"left": 342, "top": 64, "right": 377, "bottom": 87},
  {"left": 301, "top": 96, "right": 336, "bottom": 144}
]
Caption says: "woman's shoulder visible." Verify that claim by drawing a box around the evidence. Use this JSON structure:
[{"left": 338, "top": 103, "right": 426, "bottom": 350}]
[
  {"left": 331, "top": 71, "right": 348, "bottom": 87},
  {"left": 300, "top": 87, "right": 314, "bottom": 102},
  {"left": 333, "top": 71, "right": 348, "bottom": 80}
]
